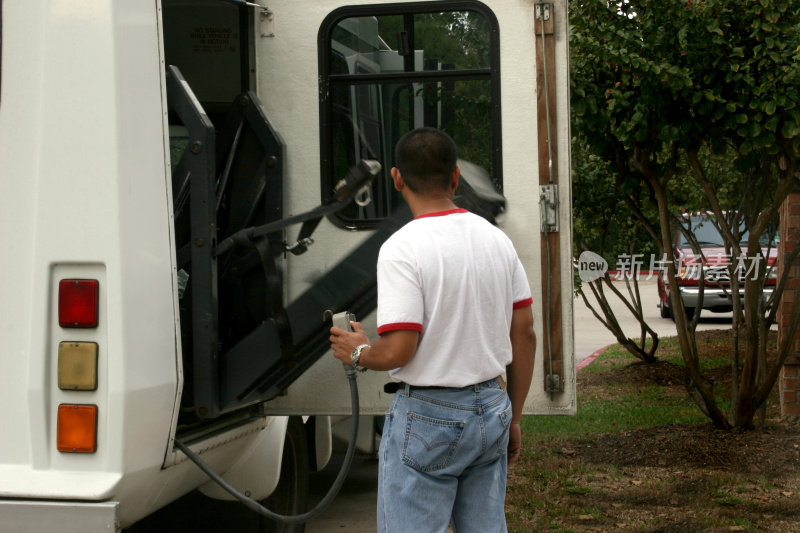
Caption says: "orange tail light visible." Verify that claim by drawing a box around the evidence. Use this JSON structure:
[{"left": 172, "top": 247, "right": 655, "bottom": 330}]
[{"left": 57, "top": 404, "right": 98, "bottom": 453}]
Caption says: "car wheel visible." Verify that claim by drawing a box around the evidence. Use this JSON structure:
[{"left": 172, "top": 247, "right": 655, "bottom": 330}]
[{"left": 659, "top": 298, "right": 672, "bottom": 319}]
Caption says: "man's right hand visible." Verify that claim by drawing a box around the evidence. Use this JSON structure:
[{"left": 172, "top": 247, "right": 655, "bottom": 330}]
[{"left": 330, "top": 321, "right": 370, "bottom": 365}]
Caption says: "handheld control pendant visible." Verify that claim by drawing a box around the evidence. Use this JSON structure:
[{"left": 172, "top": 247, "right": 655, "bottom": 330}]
[{"left": 329, "top": 311, "right": 367, "bottom": 373}]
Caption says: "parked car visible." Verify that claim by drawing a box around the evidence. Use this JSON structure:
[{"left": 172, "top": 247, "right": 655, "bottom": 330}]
[{"left": 657, "top": 214, "right": 778, "bottom": 320}]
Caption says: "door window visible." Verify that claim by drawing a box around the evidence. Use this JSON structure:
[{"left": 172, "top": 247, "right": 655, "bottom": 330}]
[{"left": 319, "top": 3, "right": 501, "bottom": 228}]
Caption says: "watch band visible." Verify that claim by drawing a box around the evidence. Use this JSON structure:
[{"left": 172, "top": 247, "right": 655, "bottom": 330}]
[{"left": 350, "top": 344, "right": 370, "bottom": 373}]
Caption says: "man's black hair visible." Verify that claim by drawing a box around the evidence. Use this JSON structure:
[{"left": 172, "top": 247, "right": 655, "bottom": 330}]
[{"left": 394, "top": 127, "right": 458, "bottom": 193}]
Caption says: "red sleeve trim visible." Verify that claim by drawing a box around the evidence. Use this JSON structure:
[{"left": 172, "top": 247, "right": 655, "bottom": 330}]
[
  {"left": 377, "top": 322, "right": 423, "bottom": 335},
  {"left": 513, "top": 297, "right": 533, "bottom": 310}
]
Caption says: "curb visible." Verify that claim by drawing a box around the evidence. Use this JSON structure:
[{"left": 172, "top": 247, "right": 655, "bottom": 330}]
[{"left": 576, "top": 344, "right": 610, "bottom": 371}]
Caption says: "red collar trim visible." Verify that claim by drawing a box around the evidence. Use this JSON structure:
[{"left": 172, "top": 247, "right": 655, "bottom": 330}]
[{"left": 413, "top": 208, "right": 468, "bottom": 220}]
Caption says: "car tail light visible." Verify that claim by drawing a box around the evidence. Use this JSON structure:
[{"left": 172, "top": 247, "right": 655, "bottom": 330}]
[
  {"left": 59, "top": 279, "right": 99, "bottom": 328},
  {"left": 677, "top": 266, "right": 695, "bottom": 279},
  {"left": 675, "top": 265, "right": 700, "bottom": 286},
  {"left": 57, "top": 404, "right": 98, "bottom": 453}
]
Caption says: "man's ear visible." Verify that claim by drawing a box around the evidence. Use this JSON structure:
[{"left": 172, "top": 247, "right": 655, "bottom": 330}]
[
  {"left": 450, "top": 165, "right": 460, "bottom": 193},
  {"left": 391, "top": 167, "right": 405, "bottom": 191}
]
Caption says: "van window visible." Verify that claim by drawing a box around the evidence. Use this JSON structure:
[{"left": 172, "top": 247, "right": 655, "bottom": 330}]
[{"left": 319, "top": 2, "right": 501, "bottom": 228}]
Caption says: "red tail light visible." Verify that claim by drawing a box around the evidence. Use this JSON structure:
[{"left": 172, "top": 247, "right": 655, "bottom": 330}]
[{"left": 58, "top": 279, "right": 99, "bottom": 328}]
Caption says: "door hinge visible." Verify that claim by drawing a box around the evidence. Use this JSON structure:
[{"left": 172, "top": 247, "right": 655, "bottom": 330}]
[
  {"left": 545, "top": 373, "right": 561, "bottom": 393},
  {"left": 535, "top": 3, "right": 551, "bottom": 22},
  {"left": 260, "top": 9, "right": 275, "bottom": 38}
]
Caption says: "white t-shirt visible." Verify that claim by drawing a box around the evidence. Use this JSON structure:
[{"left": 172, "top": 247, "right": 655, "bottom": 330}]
[{"left": 377, "top": 208, "right": 532, "bottom": 387}]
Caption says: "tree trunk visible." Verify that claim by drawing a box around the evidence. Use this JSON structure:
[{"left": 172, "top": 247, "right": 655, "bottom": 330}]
[{"left": 646, "top": 169, "right": 730, "bottom": 429}]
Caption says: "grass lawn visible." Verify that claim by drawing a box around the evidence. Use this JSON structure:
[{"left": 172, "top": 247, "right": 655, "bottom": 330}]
[{"left": 506, "top": 330, "right": 800, "bottom": 532}]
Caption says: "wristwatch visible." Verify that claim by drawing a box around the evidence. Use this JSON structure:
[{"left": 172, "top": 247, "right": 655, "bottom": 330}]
[{"left": 350, "top": 344, "right": 370, "bottom": 373}]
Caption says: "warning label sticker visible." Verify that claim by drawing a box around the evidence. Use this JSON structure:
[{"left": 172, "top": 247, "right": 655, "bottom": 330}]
[{"left": 188, "top": 27, "right": 239, "bottom": 54}]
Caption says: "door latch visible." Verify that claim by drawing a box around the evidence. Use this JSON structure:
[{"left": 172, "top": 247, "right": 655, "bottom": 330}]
[{"left": 539, "top": 184, "right": 559, "bottom": 233}]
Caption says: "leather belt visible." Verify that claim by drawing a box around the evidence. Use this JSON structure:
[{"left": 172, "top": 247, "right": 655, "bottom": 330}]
[{"left": 383, "top": 376, "right": 505, "bottom": 394}]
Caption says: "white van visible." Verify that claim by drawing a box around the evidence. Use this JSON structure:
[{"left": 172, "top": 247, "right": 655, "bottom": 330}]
[{"left": 0, "top": 1, "right": 575, "bottom": 530}]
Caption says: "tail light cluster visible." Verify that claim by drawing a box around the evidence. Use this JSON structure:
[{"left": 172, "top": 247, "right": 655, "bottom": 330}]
[{"left": 56, "top": 279, "right": 99, "bottom": 453}]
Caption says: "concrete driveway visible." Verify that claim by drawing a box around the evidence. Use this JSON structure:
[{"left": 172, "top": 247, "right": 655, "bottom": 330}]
[
  {"left": 573, "top": 278, "right": 734, "bottom": 365},
  {"left": 305, "top": 279, "right": 734, "bottom": 532}
]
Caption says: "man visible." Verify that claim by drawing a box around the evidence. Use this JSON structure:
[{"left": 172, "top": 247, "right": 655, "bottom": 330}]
[{"left": 330, "top": 127, "right": 535, "bottom": 533}]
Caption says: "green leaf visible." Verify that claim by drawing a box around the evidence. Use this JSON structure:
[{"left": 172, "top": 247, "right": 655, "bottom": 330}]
[
  {"left": 782, "top": 121, "right": 800, "bottom": 138},
  {"left": 765, "top": 115, "right": 780, "bottom": 132}
]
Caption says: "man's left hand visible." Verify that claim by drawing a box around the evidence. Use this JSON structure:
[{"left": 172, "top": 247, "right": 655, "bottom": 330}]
[{"left": 507, "top": 422, "right": 522, "bottom": 465}]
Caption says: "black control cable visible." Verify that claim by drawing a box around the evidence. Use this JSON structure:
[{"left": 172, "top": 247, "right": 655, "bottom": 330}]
[{"left": 174, "top": 365, "right": 360, "bottom": 525}]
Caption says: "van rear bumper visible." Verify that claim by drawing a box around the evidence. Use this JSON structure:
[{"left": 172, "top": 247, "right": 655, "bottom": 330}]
[
  {"left": 679, "top": 287, "right": 774, "bottom": 310},
  {"left": 0, "top": 500, "right": 119, "bottom": 532}
]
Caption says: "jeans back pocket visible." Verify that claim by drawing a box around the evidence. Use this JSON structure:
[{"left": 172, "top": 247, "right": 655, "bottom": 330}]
[
  {"left": 494, "top": 403, "right": 513, "bottom": 457},
  {"left": 498, "top": 403, "right": 512, "bottom": 429},
  {"left": 402, "top": 413, "right": 465, "bottom": 473}
]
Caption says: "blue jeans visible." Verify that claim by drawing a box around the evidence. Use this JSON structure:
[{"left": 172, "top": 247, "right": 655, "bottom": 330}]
[{"left": 377, "top": 379, "right": 512, "bottom": 533}]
